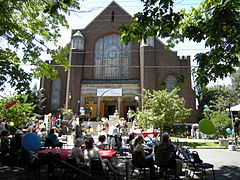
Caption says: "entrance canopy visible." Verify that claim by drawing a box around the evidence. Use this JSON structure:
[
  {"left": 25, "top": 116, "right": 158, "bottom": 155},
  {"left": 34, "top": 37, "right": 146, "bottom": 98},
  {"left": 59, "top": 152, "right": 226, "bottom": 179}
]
[{"left": 230, "top": 104, "right": 240, "bottom": 111}]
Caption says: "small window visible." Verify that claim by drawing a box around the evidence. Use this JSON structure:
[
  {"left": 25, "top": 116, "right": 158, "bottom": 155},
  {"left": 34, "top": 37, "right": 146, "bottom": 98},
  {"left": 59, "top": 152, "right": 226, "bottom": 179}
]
[
  {"left": 166, "top": 75, "right": 177, "bottom": 92},
  {"left": 111, "top": 11, "right": 115, "bottom": 22}
]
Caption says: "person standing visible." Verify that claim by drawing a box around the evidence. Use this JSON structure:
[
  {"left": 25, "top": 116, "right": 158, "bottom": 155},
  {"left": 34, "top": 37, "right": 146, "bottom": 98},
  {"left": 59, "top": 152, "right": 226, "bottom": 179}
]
[
  {"left": 127, "top": 108, "right": 133, "bottom": 122},
  {"left": 75, "top": 117, "right": 84, "bottom": 139}
]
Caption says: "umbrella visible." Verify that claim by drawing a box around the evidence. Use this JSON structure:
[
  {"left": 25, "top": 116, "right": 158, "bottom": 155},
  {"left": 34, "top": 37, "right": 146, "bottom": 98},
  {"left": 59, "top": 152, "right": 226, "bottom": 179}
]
[{"left": 230, "top": 104, "right": 240, "bottom": 111}]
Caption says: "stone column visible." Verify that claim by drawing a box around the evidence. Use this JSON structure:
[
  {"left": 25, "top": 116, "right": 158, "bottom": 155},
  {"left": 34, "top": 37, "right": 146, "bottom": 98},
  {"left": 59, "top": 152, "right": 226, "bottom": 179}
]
[
  {"left": 80, "top": 96, "right": 84, "bottom": 107},
  {"left": 118, "top": 97, "right": 122, "bottom": 117},
  {"left": 97, "top": 96, "right": 101, "bottom": 121}
]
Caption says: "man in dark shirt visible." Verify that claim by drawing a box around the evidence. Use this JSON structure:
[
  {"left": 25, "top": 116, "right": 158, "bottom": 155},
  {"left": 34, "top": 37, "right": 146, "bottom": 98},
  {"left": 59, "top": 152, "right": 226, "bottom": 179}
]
[{"left": 154, "top": 133, "right": 182, "bottom": 177}]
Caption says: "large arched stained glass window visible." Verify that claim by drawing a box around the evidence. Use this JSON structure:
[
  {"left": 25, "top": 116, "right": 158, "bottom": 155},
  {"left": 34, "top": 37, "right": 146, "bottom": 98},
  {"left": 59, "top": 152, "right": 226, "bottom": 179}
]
[
  {"left": 50, "top": 78, "right": 61, "bottom": 111},
  {"left": 94, "top": 34, "right": 131, "bottom": 79}
]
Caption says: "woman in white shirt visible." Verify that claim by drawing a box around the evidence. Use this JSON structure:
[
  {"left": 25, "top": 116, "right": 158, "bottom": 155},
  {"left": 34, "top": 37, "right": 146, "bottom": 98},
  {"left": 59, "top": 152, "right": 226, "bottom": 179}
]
[{"left": 83, "top": 137, "right": 118, "bottom": 174}]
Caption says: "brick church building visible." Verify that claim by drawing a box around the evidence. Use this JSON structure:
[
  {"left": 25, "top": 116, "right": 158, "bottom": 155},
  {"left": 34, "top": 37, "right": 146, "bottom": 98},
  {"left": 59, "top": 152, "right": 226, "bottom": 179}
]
[{"left": 41, "top": 1, "right": 197, "bottom": 123}]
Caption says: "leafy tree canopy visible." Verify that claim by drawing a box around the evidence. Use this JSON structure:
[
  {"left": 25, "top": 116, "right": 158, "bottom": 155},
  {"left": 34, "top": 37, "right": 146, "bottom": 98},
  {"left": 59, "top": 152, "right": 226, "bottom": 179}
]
[
  {"left": 210, "top": 111, "right": 232, "bottom": 138},
  {"left": 120, "top": 0, "right": 240, "bottom": 86},
  {"left": 0, "top": 94, "right": 38, "bottom": 127},
  {"left": 197, "top": 68, "right": 240, "bottom": 119},
  {"left": 135, "top": 88, "right": 191, "bottom": 132},
  {"left": 0, "top": 0, "right": 80, "bottom": 92},
  {"left": 231, "top": 68, "right": 240, "bottom": 102}
]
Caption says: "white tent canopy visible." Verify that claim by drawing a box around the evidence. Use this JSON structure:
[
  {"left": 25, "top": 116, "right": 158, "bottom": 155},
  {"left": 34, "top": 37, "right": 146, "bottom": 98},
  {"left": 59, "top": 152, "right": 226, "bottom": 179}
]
[{"left": 230, "top": 104, "right": 240, "bottom": 111}]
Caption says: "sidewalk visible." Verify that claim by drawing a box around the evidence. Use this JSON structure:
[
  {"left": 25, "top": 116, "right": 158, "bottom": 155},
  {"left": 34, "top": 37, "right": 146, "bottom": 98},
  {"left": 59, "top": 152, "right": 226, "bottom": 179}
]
[{"left": 193, "top": 149, "right": 240, "bottom": 180}]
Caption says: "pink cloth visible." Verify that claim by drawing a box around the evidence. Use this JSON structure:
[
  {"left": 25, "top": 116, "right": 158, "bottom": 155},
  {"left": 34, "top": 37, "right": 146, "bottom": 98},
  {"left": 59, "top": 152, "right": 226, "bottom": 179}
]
[
  {"left": 142, "top": 132, "right": 159, "bottom": 137},
  {"left": 129, "top": 132, "right": 159, "bottom": 137},
  {"left": 37, "top": 149, "right": 71, "bottom": 160},
  {"left": 37, "top": 149, "right": 117, "bottom": 160},
  {"left": 99, "top": 150, "right": 117, "bottom": 158}
]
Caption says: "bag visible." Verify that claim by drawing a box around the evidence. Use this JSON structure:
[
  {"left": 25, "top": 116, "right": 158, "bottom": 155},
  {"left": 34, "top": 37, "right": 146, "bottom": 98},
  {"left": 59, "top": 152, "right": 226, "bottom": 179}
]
[{"left": 191, "top": 151, "right": 203, "bottom": 164}]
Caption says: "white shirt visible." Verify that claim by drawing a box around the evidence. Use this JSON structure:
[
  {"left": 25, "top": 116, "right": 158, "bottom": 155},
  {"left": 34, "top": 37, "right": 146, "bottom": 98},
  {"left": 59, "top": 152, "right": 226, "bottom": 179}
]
[
  {"left": 108, "top": 126, "right": 119, "bottom": 136},
  {"left": 83, "top": 146, "right": 101, "bottom": 166}
]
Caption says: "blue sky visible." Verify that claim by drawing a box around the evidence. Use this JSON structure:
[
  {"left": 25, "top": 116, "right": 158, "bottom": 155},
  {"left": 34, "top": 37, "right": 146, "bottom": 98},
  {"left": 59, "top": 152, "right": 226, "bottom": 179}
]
[{"left": 1, "top": 0, "right": 230, "bottom": 96}]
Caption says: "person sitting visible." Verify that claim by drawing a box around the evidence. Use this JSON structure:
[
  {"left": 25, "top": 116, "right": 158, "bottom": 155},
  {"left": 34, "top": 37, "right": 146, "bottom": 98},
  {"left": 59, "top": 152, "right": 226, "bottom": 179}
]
[
  {"left": 83, "top": 137, "right": 118, "bottom": 175},
  {"left": 133, "top": 135, "right": 155, "bottom": 178},
  {"left": 96, "top": 135, "right": 107, "bottom": 149},
  {"left": 45, "top": 129, "right": 63, "bottom": 148},
  {"left": 0, "top": 130, "right": 10, "bottom": 163},
  {"left": 70, "top": 138, "right": 85, "bottom": 166},
  {"left": 154, "top": 133, "right": 182, "bottom": 177},
  {"left": 10, "top": 130, "right": 23, "bottom": 152}
]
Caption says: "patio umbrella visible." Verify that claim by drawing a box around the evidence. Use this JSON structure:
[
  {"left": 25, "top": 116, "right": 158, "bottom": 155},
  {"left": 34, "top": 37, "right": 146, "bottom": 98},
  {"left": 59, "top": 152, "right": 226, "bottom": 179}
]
[{"left": 230, "top": 104, "right": 240, "bottom": 111}]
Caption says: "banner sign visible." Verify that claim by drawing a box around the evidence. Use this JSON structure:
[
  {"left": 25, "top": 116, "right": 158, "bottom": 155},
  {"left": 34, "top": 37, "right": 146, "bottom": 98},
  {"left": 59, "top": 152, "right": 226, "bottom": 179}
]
[{"left": 97, "top": 88, "right": 122, "bottom": 97}]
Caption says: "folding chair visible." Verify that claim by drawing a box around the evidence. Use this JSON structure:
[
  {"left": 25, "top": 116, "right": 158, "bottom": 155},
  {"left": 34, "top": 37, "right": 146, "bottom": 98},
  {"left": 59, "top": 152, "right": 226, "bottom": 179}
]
[
  {"left": 90, "top": 158, "right": 108, "bottom": 180},
  {"left": 131, "top": 150, "right": 149, "bottom": 179}
]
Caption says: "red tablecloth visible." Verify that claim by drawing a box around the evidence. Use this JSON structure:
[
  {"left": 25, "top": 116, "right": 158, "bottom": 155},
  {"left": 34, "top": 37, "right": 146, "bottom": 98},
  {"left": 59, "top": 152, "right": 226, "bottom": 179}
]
[
  {"left": 142, "top": 132, "right": 159, "bottom": 137},
  {"left": 99, "top": 150, "right": 117, "bottom": 158},
  {"left": 130, "top": 132, "right": 159, "bottom": 137},
  {"left": 37, "top": 149, "right": 117, "bottom": 160},
  {"left": 37, "top": 149, "right": 71, "bottom": 160}
]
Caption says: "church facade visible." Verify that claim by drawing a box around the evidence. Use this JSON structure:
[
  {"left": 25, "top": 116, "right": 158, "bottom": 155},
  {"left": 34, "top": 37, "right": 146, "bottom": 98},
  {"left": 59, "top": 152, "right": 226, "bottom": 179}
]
[{"left": 41, "top": 1, "right": 197, "bottom": 123}]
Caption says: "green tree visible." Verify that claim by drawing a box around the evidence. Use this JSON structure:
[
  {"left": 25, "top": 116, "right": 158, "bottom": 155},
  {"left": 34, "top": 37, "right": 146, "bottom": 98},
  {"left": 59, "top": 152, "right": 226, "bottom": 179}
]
[
  {"left": 120, "top": 0, "right": 240, "bottom": 86},
  {"left": 0, "top": 0, "right": 80, "bottom": 92},
  {"left": 0, "top": 94, "right": 38, "bottom": 127},
  {"left": 197, "top": 85, "right": 236, "bottom": 120},
  {"left": 135, "top": 88, "right": 191, "bottom": 132},
  {"left": 24, "top": 84, "right": 46, "bottom": 116},
  {"left": 231, "top": 68, "right": 240, "bottom": 104},
  {"left": 210, "top": 111, "right": 232, "bottom": 138}
]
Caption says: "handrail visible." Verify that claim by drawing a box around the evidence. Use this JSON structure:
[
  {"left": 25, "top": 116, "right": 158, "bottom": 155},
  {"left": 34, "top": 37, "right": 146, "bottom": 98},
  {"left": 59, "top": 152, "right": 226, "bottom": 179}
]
[{"left": 52, "top": 156, "right": 95, "bottom": 179}]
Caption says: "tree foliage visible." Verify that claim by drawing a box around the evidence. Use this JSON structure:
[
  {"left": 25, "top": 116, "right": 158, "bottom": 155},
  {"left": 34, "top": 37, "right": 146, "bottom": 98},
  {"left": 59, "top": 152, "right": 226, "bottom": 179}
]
[
  {"left": 197, "top": 85, "right": 236, "bottom": 120},
  {"left": 120, "top": 0, "right": 240, "bottom": 86},
  {"left": 24, "top": 84, "right": 46, "bottom": 116},
  {"left": 197, "top": 68, "right": 240, "bottom": 120},
  {"left": 0, "top": 0, "right": 80, "bottom": 92},
  {"left": 0, "top": 94, "right": 38, "bottom": 127},
  {"left": 210, "top": 111, "right": 232, "bottom": 138},
  {"left": 231, "top": 68, "right": 240, "bottom": 103},
  {"left": 135, "top": 88, "right": 191, "bottom": 132}
]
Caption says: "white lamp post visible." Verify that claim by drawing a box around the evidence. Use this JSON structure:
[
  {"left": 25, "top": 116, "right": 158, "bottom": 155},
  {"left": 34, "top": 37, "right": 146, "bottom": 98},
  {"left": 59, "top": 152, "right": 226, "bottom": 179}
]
[{"left": 135, "top": 96, "right": 139, "bottom": 109}]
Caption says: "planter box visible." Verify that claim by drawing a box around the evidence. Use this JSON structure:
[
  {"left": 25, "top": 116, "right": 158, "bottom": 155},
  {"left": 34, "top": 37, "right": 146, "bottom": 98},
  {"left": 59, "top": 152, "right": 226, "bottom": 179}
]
[
  {"left": 228, "top": 145, "right": 236, "bottom": 151},
  {"left": 218, "top": 139, "right": 229, "bottom": 146}
]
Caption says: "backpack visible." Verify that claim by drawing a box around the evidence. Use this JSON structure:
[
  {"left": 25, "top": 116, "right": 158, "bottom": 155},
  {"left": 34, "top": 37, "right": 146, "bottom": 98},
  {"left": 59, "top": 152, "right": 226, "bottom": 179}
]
[{"left": 190, "top": 151, "right": 203, "bottom": 164}]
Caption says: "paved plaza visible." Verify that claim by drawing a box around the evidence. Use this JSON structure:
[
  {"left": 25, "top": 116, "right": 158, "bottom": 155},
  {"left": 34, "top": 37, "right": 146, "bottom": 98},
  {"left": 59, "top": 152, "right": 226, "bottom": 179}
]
[{"left": 192, "top": 149, "right": 240, "bottom": 180}]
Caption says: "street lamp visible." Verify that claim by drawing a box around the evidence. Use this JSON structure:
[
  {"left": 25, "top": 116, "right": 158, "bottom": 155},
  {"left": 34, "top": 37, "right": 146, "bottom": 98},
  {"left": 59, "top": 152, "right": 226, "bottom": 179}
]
[
  {"left": 135, "top": 96, "right": 139, "bottom": 109},
  {"left": 65, "top": 31, "right": 84, "bottom": 110}
]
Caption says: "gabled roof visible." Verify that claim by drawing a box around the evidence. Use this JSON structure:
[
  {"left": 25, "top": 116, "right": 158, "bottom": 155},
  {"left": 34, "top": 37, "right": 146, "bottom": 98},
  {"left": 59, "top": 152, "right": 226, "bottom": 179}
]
[{"left": 84, "top": 1, "right": 132, "bottom": 30}]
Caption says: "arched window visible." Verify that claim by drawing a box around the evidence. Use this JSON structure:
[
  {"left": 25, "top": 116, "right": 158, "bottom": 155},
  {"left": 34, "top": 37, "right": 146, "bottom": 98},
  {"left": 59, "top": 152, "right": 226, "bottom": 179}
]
[
  {"left": 166, "top": 75, "right": 177, "bottom": 92},
  {"left": 50, "top": 78, "right": 61, "bottom": 111},
  {"left": 94, "top": 34, "right": 131, "bottom": 79}
]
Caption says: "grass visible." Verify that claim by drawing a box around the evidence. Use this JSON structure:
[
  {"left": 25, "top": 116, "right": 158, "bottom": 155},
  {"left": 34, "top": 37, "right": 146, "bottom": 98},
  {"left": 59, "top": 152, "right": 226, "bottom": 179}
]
[
  {"left": 170, "top": 136, "right": 222, "bottom": 148},
  {"left": 178, "top": 141, "right": 221, "bottom": 148}
]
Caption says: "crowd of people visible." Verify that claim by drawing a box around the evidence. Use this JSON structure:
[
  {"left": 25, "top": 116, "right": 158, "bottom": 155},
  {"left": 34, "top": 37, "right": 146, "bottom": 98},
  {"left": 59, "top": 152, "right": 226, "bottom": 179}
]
[{"left": 0, "top": 116, "right": 186, "bottom": 179}]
